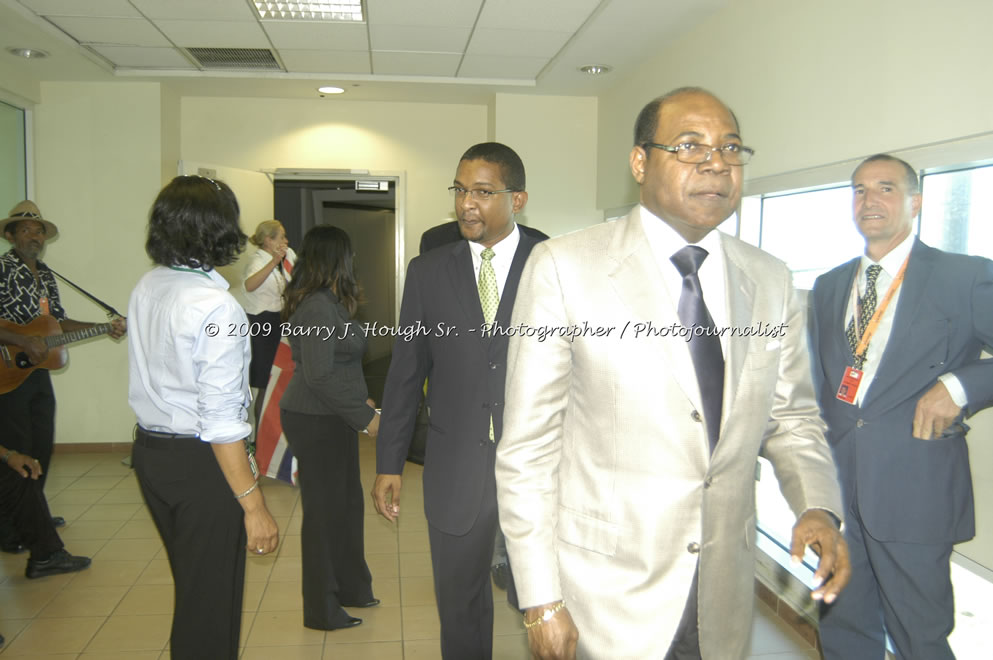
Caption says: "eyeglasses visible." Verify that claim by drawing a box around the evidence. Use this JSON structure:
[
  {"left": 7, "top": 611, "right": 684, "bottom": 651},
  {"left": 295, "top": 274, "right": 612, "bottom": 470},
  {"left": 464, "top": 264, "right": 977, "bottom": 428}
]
[
  {"left": 642, "top": 142, "right": 754, "bottom": 166},
  {"left": 448, "top": 186, "right": 516, "bottom": 201}
]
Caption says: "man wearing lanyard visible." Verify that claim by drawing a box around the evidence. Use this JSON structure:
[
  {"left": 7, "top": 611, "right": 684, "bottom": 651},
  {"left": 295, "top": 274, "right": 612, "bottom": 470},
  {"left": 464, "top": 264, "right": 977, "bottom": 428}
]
[
  {"left": 0, "top": 201, "right": 126, "bottom": 553},
  {"left": 810, "top": 154, "right": 993, "bottom": 659}
]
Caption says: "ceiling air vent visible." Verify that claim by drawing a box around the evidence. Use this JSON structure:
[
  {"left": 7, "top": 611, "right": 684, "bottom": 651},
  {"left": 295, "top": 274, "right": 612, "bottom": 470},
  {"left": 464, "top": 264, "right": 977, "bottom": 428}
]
[{"left": 186, "top": 48, "right": 282, "bottom": 71}]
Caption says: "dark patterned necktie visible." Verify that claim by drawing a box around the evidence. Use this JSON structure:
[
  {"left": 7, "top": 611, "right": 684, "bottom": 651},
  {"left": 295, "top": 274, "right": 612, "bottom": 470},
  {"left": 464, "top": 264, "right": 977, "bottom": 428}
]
[
  {"left": 845, "top": 264, "right": 882, "bottom": 370},
  {"left": 671, "top": 246, "right": 724, "bottom": 453}
]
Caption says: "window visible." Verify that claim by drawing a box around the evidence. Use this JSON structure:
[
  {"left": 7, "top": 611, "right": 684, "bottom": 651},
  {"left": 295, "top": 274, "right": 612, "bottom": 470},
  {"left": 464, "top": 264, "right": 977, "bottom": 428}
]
[{"left": 920, "top": 165, "right": 993, "bottom": 260}]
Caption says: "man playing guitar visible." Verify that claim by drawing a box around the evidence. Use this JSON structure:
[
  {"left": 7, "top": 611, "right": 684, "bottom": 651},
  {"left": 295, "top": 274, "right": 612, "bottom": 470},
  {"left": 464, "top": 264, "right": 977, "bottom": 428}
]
[{"left": 0, "top": 200, "right": 125, "bottom": 553}]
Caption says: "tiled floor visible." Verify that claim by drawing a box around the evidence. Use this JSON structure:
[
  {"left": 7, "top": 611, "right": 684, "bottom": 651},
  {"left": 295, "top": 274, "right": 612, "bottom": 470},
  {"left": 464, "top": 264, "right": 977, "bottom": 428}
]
[{"left": 1, "top": 444, "right": 817, "bottom": 658}]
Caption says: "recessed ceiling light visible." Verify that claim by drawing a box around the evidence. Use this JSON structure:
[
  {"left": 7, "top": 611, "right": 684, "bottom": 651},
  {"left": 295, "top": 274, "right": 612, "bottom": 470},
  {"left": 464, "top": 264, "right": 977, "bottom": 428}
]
[
  {"left": 579, "top": 65, "right": 611, "bottom": 75},
  {"left": 317, "top": 86, "right": 345, "bottom": 95},
  {"left": 255, "top": 1, "right": 364, "bottom": 22},
  {"left": 6, "top": 47, "right": 49, "bottom": 59}
]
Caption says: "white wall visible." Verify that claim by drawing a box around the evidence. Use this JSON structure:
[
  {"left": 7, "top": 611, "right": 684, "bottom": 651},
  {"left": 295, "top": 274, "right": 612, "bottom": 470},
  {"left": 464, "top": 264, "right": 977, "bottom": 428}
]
[
  {"left": 180, "top": 96, "right": 487, "bottom": 266},
  {"left": 492, "top": 93, "right": 600, "bottom": 238},
  {"left": 31, "top": 81, "right": 164, "bottom": 447}
]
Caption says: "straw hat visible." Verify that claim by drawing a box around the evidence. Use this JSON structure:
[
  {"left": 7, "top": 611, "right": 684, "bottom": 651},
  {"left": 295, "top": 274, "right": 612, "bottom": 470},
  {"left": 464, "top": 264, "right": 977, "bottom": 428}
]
[{"left": 1, "top": 200, "right": 59, "bottom": 239}]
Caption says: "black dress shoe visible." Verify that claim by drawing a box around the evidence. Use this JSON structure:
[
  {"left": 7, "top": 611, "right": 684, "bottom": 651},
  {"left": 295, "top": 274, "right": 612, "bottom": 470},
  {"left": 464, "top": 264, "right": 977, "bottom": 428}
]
[
  {"left": 491, "top": 562, "right": 510, "bottom": 591},
  {"left": 330, "top": 616, "right": 362, "bottom": 630},
  {"left": 26, "top": 549, "right": 91, "bottom": 579},
  {"left": 51, "top": 516, "right": 66, "bottom": 528},
  {"left": 305, "top": 614, "right": 363, "bottom": 631},
  {"left": 341, "top": 598, "right": 380, "bottom": 608}
]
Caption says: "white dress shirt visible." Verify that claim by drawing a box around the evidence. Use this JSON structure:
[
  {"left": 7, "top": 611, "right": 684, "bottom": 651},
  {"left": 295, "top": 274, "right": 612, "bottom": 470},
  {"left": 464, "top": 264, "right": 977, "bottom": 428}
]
[
  {"left": 640, "top": 205, "right": 729, "bottom": 355},
  {"left": 467, "top": 223, "right": 521, "bottom": 300},
  {"left": 242, "top": 246, "right": 296, "bottom": 315},
  {"left": 845, "top": 233, "right": 965, "bottom": 406},
  {"left": 128, "top": 266, "right": 252, "bottom": 444}
]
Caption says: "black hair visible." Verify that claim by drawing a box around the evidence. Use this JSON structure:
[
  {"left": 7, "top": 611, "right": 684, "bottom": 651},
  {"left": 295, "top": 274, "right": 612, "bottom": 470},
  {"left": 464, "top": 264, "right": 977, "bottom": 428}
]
[
  {"left": 282, "top": 225, "right": 361, "bottom": 319},
  {"left": 145, "top": 176, "right": 246, "bottom": 270},
  {"left": 459, "top": 142, "right": 526, "bottom": 191}
]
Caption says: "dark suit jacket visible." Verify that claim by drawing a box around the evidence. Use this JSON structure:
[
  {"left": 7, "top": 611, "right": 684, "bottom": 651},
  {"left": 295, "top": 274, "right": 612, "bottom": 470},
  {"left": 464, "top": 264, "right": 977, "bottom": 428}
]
[
  {"left": 280, "top": 288, "right": 377, "bottom": 431},
  {"left": 809, "top": 238, "right": 993, "bottom": 544},
  {"left": 419, "top": 220, "right": 548, "bottom": 254},
  {"left": 377, "top": 230, "right": 544, "bottom": 535}
]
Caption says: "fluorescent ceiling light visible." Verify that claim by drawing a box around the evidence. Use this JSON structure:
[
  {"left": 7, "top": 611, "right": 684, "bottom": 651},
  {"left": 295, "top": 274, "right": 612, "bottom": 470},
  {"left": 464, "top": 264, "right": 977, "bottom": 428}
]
[
  {"left": 317, "top": 86, "right": 345, "bottom": 94},
  {"left": 254, "top": 1, "right": 364, "bottom": 22}
]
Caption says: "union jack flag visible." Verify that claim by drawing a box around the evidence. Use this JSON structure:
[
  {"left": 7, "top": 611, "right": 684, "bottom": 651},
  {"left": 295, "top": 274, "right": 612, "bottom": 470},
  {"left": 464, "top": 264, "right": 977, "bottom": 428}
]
[{"left": 254, "top": 338, "right": 298, "bottom": 485}]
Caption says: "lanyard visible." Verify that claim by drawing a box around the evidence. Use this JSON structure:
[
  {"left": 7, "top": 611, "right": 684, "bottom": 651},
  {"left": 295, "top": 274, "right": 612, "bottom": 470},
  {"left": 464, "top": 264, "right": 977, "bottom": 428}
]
[{"left": 848, "top": 255, "right": 910, "bottom": 360}]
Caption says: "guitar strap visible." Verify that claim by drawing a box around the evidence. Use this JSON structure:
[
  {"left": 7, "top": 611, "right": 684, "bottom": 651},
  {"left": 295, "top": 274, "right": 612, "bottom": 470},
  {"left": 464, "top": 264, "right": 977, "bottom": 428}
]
[{"left": 47, "top": 267, "right": 123, "bottom": 318}]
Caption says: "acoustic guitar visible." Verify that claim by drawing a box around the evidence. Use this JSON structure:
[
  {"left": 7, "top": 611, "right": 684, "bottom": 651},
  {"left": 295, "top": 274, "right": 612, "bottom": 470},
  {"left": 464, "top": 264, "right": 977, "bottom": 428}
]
[{"left": 0, "top": 315, "right": 112, "bottom": 394}]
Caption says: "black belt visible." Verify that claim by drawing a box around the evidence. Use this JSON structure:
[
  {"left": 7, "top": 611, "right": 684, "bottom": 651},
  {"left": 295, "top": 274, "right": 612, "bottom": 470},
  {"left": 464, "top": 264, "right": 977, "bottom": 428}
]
[{"left": 134, "top": 425, "right": 201, "bottom": 448}]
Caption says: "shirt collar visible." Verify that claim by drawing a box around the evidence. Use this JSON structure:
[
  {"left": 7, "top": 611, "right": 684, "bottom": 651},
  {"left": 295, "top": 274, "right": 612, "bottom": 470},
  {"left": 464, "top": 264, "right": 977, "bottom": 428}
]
[
  {"left": 639, "top": 204, "right": 724, "bottom": 260},
  {"left": 861, "top": 231, "right": 915, "bottom": 276},
  {"left": 467, "top": 222, "right": 520, "bottom": 258}
]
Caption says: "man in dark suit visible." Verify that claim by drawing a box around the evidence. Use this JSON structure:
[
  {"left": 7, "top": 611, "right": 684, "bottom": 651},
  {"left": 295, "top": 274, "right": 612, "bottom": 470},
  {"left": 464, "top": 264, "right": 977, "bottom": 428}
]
[
  {"left": 810, "top": 154, "right": 993, "bottom": 659},
  {"left": 420, "top": 219, "right": 548, "bottom": 254},
  {"left": 373, "top": 142, "right": 544, "bottom": 659},
  {"left": 417, "top": 219, "right": 549, "bottom": 593}
]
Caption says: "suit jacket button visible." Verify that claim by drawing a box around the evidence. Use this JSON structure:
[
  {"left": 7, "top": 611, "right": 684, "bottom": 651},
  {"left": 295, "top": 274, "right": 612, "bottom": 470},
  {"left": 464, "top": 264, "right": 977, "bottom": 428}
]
[
  {"left": 489, "top": 362, "right": 498, "bottom": 369},
  {"left": 703, "top": 477, "right": 713, "bottom": 489},
  {"left": 691, "top": 410, "right": 702, "bottom": 423},
  {"left": 856, "top": 419, "right": 864, "bottom": 428},
  {"left": 687, "top": 542, "right": 700, "bottom": 554}
]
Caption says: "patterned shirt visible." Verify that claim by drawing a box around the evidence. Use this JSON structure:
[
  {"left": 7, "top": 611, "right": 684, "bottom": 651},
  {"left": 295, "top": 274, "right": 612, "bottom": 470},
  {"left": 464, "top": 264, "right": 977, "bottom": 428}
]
[{"left": 0, "top": 248, "right": 67, "bottom": 325}]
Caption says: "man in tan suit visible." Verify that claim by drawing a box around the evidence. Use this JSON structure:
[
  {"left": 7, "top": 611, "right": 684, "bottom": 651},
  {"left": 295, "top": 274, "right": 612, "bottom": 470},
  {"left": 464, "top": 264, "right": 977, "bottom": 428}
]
[{"left": 495, "top": 87, "right": 851, "bottom": 659}]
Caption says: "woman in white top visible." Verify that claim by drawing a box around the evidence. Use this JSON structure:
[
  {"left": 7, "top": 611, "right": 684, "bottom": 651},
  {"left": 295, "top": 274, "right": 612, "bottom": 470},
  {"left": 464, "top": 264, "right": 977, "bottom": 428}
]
[
  {"left": 128, "top": 176, "right": 279, "bottom": 659},
  {"left": 243, "top": 220, "right": 296, "bottom": 419}
]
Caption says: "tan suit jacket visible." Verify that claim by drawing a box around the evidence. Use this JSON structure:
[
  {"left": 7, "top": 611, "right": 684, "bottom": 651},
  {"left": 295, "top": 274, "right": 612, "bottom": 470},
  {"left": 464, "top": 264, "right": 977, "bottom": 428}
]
[{"left": 496, "top": 208, "right": 842, "bottom": 659}]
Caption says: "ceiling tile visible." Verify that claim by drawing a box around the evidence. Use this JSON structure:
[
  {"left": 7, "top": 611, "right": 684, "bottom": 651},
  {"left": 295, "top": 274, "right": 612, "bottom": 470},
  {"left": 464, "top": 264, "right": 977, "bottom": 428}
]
[
  {"left": 129, "top": 0, "right": 257, "bottom": 21},
  {"left": 45, "top": 16, "right": 171, "bottom": 47},
  {"left": 89, "top": 45, "right": 195, "bottom": 69},
  {"left": 367, "top": 0, "right": 482, "bottom": 28},
  {"left": 466, "top": 28, "right": 571, "bottom": 58},
  {"left": 371, "top": 51, "right": 461, "bottom": 77},
  {"left": 477, "top": 0, "right": 600, "bottom": 32},
  {"left": 369, "top": 24, "right": 469, "bottom": 53},
  {"left": 17, "top": 0, "right": 140, "bottom": 17},
  {"left": 458, "top": 54, "right": 546, "bottom": 79},
  {"left": 262, "top": 22, "right": 368, "bottom": 50},
  {"left": 277, "top": 49, "right": 370, "bottom": 74},
  {"left": 155, "top": 20, "right": 269, "bottom": 48}
]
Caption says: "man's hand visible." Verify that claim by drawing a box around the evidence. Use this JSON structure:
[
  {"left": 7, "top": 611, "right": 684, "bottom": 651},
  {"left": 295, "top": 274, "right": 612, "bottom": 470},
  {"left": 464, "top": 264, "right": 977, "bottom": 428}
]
[
  {"left": 109, "top": 317, "right": 127, "bottom": 340},
  {"left": 913, "top": 381, "right": 962, "bottom": 440},
  {"left": 372, "top": 474, "right": 402, "bottom": 522},
  {"left": 526, "top": 603, "right": 579, "bottom": 660},
  {"left": 4, "top": 451, "right": 43, "bottom": 479},
  {"left": 21, "top": 335, "right": 48, "bottom": 365},
  {"left": 790, "top": 509, "right": 850, "bottom": 604}
]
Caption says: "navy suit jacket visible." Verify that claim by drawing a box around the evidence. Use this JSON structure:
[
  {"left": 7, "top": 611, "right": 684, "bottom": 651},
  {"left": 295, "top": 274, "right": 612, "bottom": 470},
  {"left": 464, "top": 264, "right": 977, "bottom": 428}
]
[
  {"left": 809, "top": 238, "right": 993, "bottom": 543},
  {"left": 377, "top": 230, "right": 543, "bottom": 535}
]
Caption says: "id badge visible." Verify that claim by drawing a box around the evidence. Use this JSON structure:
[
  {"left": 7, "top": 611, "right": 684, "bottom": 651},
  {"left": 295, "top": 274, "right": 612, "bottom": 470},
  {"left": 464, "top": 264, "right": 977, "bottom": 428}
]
[{"left": 835, "top": 366, "right": 863, "bottom": 404}]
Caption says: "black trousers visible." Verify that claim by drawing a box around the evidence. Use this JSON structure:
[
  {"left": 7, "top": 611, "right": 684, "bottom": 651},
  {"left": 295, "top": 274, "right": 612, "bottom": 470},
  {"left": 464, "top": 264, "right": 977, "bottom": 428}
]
[
  {"left": 280, "top": 409, "right": 373, "bottom": 628},
  {"left": 0, "top": 369, "right": 56, "bottom": 486},
  {"left": 132, "top": 429, "right": 247, "bottom": 660},
  {"left": 427, "top": 445, "right": 499, "bottom": 660},
  {"left": 0, "top": 466, "right": 62, "bottom": 559}
]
